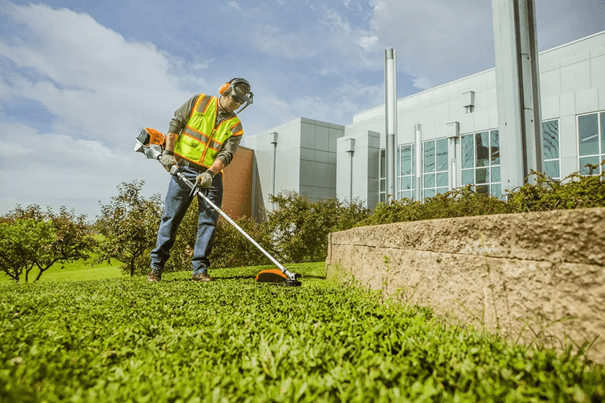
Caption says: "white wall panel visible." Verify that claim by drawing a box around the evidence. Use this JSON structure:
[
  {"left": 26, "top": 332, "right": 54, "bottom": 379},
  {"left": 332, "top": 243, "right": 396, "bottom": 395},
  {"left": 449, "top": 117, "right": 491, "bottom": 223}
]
[{"left": 561, "top": 61, "right": 591, "bottom": 94}]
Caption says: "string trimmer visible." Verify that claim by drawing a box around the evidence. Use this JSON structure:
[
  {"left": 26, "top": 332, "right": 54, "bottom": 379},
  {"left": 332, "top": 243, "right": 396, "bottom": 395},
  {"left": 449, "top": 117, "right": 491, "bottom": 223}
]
[{"left": 134, "top": 128, "right": 302, "bottom": 287}]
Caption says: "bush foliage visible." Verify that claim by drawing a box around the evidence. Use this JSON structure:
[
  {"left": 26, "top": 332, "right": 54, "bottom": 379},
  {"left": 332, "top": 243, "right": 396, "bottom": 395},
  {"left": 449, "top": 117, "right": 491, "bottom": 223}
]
[
  {"left": 265, "top": 192, "right": 371, "bottom": 263},
  {"left": 0, "top": 205, "right": 97, "bottom": 282},
  {"left": 165, "top": 192, "right": 370, "bottom": 271},
  {"left": 4, "top": 165, "right": 603, "bottom": 277},
  {"left": 95, "top": 181, "right": 162, "bottom": 277},
  {"left": 358, "top": 165, "right": 605, "bottom": 227}
]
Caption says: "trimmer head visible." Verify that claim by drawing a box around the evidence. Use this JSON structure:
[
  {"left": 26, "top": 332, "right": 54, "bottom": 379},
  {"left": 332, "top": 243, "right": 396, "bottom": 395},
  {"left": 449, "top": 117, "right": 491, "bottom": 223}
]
[{"left": 255, "top": 269, "right": 302, "bottom": 287}]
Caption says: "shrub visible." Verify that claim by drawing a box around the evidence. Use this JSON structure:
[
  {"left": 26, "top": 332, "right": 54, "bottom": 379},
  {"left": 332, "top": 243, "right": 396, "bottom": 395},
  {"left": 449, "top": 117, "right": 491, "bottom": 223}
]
[
  {"left": 0, "top": 204, "right": 97, "bottom": 282},
  {"left": 266, "top": 192, "right": 371, "bottom": 263},
  {"left": 507, "top": 165, "right": 605, "bottom": 213},
  {"left": 357, "top": 185, "right": 509, "bottom": 227},
  {"left": 95, "top": 181, "right": 163, "bottom": 276},
  {"left": 164, "top": 199, "right": 276, "bottom": 272},
  {"left": 358, "top": 164, "right": 605, "bottom": 227}
]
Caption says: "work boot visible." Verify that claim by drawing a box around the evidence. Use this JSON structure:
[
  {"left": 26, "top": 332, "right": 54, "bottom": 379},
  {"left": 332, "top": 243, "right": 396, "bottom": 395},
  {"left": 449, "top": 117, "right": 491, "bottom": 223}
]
[
  {"left": 147, "top": 271, "right": 161, "bottom": 282},
  {"left": 192, "top": 273, "right": 214, "bottom": 282}
]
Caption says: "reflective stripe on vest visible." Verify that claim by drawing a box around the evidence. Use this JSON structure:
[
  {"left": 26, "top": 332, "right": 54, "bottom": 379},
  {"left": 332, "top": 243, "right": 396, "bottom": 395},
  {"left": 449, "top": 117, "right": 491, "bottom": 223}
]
[{"left": 173, "top": 94, "right": 243, "bottom": 168}]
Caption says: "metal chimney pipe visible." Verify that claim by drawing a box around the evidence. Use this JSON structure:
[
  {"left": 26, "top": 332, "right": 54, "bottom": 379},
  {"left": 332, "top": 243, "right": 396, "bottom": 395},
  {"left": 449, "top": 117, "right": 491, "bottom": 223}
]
[
  {"left": 271, "top": 132, "right": 278, "bottom": 211},
  {"left": 385, "top": 48, "right": 398, "bottom": 203}
]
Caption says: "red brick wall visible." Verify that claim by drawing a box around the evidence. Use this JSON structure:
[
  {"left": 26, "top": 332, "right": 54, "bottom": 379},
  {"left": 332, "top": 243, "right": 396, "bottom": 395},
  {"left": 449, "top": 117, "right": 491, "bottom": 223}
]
[{"left": 222, "top": 146, "right": 253, "bottom": 219}]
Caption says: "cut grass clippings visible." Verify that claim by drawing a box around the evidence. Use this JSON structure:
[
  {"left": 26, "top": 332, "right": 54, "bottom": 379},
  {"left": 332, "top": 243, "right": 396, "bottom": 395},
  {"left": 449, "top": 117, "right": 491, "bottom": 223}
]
[{"left": 0, "top": 262, "right": 603, "bottom": 402}]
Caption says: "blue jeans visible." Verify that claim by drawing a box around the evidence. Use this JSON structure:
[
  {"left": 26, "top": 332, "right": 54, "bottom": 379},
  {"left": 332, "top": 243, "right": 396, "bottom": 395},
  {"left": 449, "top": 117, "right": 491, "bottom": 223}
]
[{"left": 150, "top": 165, "right": 223, "bottom": 275}]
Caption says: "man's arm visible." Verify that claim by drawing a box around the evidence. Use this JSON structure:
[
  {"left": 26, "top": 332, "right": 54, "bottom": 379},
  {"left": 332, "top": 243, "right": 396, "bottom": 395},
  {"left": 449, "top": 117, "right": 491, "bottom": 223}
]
[
  {"left": 164, "top": 95, "right": 198, "bottom": 153},
  {"left": 208, "top": 135, "right": 242, "bottom": 175}
]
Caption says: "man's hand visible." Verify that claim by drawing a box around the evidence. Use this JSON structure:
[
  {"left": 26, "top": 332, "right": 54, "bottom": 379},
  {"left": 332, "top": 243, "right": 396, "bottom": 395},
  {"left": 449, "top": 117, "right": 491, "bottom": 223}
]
[
  {"left": 196, "top": 171, "right": 215, "bottom": 188},
  {"left": 159, "top": 153, "right": 177, "bottom": 172}
]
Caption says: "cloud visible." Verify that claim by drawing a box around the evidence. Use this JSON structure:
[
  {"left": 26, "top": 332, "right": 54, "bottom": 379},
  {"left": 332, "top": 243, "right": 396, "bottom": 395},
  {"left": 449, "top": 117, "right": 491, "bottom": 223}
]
[
  {"left": 0, "top": 4, "right": 199, "bottom": 218},
  {"left": 0, "top": 4, "right": 196, "bottom": 145},
  {"left": 0, "top": 120, "right": 169, "bottom": 220},
  {"left": 241, "top": 78, "right": 384, "bottom": 137},
  {"left": 368, "top": 0, "right": 605, "bottom": 92},
  {"left": 227, "top": 1, "right": 241, "bottom": 11},
  {"left": 358, "top": 35, "right": 378, "bottom": 49}
]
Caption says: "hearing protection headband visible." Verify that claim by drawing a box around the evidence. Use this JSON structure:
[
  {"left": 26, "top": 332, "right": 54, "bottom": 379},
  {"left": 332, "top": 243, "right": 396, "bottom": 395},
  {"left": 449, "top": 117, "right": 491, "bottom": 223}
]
[{"left": 219, "top": 78, "right": 254, "bottom": 114}]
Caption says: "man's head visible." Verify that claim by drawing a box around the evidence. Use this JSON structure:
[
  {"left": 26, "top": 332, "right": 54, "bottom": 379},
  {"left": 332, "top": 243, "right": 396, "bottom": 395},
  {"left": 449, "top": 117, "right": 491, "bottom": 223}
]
[{"left": 218, "top": 78, "right": 253, "bottom": 113}]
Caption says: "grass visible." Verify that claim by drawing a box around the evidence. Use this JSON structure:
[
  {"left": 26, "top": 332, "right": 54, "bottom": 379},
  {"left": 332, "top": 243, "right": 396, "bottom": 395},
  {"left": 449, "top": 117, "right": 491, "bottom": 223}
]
[
  {"left": 0, "top": 257, "right": 122, "bottom": 283},
  {"left": 0, "top": 262, "right": 603, "bottom": 402}
]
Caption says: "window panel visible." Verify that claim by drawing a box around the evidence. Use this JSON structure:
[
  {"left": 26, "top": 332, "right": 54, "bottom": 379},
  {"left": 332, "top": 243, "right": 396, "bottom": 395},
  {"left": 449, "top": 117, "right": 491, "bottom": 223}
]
[
  {"left": 437, "top": 172, "right": 448, "bottom": 187},
  {"left": 475, "top": 132, "right": 490, "bottom": 167},
  {"left": 396, "top": 147, "right": 400, "bottom": 176},
  {"left": 491, "top": 166, "right": 501, "bottom": 183},
  {"left": 380, "top": 179, "right": 385, "bottom": 192},
  {"left": 578, "top": 114, "right": 599, "bottom": 156},
  {"left": 579, "top": 156, "right": 601, "bottom": 175},
  {"left": 462, "top": 135, "right": 474, "bottom": 169},
  {"left": 380, "top": 149, "right": 386, "bottom": 176},
  {"left": 424, "top": 189, "right": 436, "bottom": 199},
  {"left": 462, "top": 170, "right": 474, "bottom": 185},
  {"left": 436, "top": 139, "right": 448, "bottom": 171},
  {"left": 490, "top": 184, "right": 502, "bottom": 199},
  {"left": 490, "top": 130, "right": 500, "bottom": 165},
  {"left": 476, "top": 168, "right": 489, "bottom": 184},
  {"left": 602, "top": 112, "right": 605, "bottom": 154},
  {"left": 544, "top": 160, "right": 560, "bottom": 179},
  {"left": 542, "top": 120, "right": 559, "bottom": 160},
  {"left": 437, "top": 187, "right": 448, "bottom": 195},
  {"left": 424, "top": 141, "right": 435, "bottom": 173},
  {"left": 400, "top": 145, "right": 412, "bottom": 175},
  {"left": 424, "top": 173, "right": 435, "bottom": 188},
  {"left": 401, "top": 176, "right": 412, "bottom": 190},
  {"left": 397, "top": 144, "right": 415, "bottom": 201}
]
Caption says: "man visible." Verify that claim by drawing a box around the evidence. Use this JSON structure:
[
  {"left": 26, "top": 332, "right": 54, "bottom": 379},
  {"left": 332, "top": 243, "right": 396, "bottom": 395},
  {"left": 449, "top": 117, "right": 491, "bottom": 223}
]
[{"left": 147, "top": 78, "right": 253, "bottom": 282}]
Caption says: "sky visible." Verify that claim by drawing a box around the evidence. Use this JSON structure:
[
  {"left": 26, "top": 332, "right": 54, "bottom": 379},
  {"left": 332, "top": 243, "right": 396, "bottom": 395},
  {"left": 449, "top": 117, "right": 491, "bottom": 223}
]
[{"left": 1, "top": 0, "right": 604, "bottom": 221}]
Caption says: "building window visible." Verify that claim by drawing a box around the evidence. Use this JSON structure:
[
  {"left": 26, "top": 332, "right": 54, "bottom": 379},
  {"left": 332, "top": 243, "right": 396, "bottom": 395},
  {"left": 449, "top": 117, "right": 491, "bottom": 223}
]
[
  {"left": 461, "top": 130, "right": 502, "bottom": 198},
  {"left": 578, "top": 112, "right": 605, "bottom": 176},
  {"left": 397, "top": 144, "right": 415, "bottom": 200},
  {"left": 542, "top": 119, "right": 560, "bottom": 179},
  {"left": 422, "top": 139, "right": 448, "bottom": 199},
  {"left": 379, "top": 149, "right": 386, "bottom": 203}
]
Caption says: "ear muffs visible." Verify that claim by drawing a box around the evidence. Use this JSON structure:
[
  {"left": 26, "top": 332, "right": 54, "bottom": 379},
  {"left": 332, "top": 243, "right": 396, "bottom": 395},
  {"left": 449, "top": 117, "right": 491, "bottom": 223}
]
[
  {"left": 219, "top": 82, "right": 231, "bottom": 95},
  {"left": 218, "top": 78, "right": 254, "bottom": 114},
  {"left": 219, "top": 78, "right": 251, "bottom": 96}
]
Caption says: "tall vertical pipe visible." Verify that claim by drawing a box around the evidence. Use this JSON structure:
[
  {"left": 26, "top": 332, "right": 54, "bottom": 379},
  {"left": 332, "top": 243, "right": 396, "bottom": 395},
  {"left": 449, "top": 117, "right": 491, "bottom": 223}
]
[
  {"left": 271, "top": 132, "right": 278, "bottom": 211},
  {"left": 492, "top": 0, "right": 543, "bottom": 189},
  {"left": 414, "top": 124, "right": 422, "bottom": 202},
  {"left": 385, "top": 48, "right": 398, "bottom": 203}
]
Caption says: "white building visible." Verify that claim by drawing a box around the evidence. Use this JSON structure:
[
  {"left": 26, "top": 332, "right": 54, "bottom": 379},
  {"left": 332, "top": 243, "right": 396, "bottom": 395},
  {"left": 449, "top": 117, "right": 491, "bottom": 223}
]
[
  {"left": 246, "top": 31, "right": 605, "bottom": 214},
  {"left": 245, "top": 118, "right": 344, "bottom": 214}
]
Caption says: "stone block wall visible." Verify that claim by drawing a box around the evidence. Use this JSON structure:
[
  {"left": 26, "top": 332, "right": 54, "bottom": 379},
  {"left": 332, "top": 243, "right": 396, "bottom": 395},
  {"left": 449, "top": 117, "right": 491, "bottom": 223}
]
[{"left": 325, "top": 208, "right": 605, "bottom": 363}]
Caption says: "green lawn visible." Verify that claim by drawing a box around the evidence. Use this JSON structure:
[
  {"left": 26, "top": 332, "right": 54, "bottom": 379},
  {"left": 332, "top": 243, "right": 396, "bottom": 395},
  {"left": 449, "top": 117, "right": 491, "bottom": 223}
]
[
  {"left": 0, "top": 257, "right": 122, "bottom": 283},
  {"left": 0, "top": 262, "right": 603, "bottom": 401}
]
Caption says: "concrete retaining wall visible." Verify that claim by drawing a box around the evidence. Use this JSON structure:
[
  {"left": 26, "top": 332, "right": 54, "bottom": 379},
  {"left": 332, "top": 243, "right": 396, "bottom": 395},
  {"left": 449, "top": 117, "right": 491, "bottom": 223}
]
[{"left": 325, "top": 208, "right": 605, "bottom": 363}]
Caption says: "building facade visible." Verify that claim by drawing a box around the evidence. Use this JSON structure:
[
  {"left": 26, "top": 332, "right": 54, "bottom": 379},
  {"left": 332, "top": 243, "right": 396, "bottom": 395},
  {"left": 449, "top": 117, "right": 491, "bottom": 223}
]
[
  {"left": 241, "top": 31, "right": 605, "bottom": 218},
  {"left": 245, "top": 118, "right": 344, "bottom": 216},
  {"left": 337, "top": 30, "right": 605, "bottom": 209}
]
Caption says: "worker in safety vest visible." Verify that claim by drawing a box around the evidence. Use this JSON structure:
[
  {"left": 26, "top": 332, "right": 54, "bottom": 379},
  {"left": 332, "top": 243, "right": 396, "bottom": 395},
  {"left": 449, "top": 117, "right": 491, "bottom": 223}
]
[{"left": 147, "top": 78, "right": 253, "bottom": 282}]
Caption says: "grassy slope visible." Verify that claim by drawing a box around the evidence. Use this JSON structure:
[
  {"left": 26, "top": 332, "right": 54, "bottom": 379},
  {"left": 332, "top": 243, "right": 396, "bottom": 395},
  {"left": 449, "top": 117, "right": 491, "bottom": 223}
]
[
  {"left": 0, "top": 257, "right": 122, "bottom": 283},
  {"left": 0, "top": 262, "right": 603, "bottom": 402}
]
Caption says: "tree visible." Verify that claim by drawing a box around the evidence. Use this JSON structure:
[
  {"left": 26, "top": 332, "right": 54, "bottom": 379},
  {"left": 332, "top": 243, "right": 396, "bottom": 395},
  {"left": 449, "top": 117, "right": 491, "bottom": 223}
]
[
  {"left": 266, "top": 192, "right": 371, "bottom": 263},
  {"left": 0, "top": 204, "right": 97, "bottom": 282},
  {"left": 95, "top": 181, "right": 163, "bottom": 276}
]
